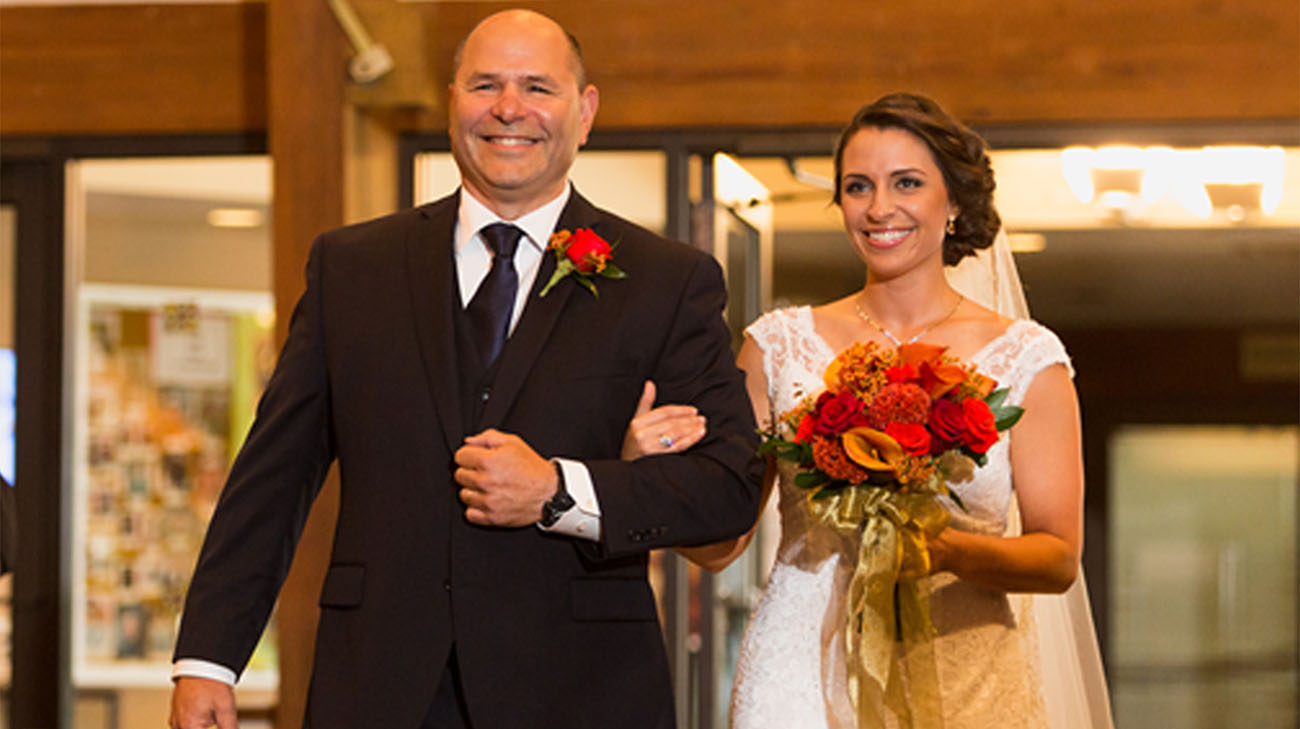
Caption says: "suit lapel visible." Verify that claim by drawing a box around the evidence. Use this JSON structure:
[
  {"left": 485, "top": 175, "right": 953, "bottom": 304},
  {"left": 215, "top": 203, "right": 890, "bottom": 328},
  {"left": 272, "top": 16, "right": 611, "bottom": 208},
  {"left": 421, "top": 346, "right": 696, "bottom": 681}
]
[
  {"left": 479, "top": 192, "right": 602, "bottom": 427},
  {"left": 405, "top": 194, "right": 465, "bottom": 452}
]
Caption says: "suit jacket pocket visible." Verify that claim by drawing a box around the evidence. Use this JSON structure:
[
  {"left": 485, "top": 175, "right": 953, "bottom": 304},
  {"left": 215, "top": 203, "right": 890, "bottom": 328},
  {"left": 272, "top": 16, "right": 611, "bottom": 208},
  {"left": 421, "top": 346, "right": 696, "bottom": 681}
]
[
  {"left": 319, "top": 564, "right": 365, "bottom": 608},
  {"left": 570, "top": 577, "right": 657, "bottom": 622}
]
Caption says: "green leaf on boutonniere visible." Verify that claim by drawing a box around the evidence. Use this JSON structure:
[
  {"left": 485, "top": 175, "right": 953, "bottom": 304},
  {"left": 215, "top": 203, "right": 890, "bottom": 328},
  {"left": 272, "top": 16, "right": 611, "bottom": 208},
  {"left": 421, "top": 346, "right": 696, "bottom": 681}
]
[
  {"left": 602, "top": 263, "right": 628, "bottom": 279},
  {"left": 539, "top": 259, "right": 576, "bottom": 298}
]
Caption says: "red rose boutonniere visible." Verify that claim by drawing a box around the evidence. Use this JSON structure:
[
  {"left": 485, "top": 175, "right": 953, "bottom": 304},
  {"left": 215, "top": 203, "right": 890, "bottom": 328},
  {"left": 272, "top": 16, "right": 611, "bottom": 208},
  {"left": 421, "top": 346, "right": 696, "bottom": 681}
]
[{"left": 538, "top": 228, "right": 627, "bottom": 298}]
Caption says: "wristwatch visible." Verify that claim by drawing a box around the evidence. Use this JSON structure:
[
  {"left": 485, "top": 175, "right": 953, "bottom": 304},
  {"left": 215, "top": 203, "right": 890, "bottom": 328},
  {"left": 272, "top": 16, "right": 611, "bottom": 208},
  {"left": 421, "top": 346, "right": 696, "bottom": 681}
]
[{"left": 539, "top": 461, "right": 576, "bottom": 528}]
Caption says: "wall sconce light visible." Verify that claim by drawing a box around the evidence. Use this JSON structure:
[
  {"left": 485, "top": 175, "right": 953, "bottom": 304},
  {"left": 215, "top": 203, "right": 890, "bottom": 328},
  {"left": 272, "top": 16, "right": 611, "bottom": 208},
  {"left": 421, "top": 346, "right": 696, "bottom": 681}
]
[
  {"left": 1060, "top": 146, "right": 1174, "bottom": 213},
  {"left": 1169, "top": 146, "right": 1285, "bottom": 222}
]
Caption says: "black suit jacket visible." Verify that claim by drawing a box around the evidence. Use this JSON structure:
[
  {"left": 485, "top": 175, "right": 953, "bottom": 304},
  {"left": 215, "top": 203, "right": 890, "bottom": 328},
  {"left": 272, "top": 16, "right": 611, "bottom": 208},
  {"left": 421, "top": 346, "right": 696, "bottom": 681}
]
[{"left": 174, "top": 191, "right": 763, "bottom": 729}]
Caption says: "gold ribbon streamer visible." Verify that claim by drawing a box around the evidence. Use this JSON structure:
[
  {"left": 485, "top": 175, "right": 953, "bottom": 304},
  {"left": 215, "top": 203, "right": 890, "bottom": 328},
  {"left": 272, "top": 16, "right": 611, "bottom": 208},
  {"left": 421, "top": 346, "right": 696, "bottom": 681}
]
[{"left": 809, "top": 486, "right": 950, "bottom": 728}]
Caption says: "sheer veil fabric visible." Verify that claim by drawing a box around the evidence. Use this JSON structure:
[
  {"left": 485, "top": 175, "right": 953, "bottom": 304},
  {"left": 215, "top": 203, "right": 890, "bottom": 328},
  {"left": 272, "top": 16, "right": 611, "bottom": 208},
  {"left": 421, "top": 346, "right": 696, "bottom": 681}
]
[{"left": 945, "top": 230, "right": 1115, "bottom": 729}]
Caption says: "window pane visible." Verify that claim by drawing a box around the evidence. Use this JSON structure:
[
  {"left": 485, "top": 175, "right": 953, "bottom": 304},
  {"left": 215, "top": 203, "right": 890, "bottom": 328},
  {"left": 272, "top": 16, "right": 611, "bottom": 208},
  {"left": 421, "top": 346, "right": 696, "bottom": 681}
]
[{"left": 1110, "top": 425, "right": 1298, "bottom": 728}]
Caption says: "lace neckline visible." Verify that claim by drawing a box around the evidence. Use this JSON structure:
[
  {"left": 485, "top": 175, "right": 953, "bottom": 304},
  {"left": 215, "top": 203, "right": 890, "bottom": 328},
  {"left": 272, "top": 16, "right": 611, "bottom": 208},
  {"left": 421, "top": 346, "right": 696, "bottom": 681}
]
[{"left": 793, "top": 306, "right": 1029, "bottom": 370}]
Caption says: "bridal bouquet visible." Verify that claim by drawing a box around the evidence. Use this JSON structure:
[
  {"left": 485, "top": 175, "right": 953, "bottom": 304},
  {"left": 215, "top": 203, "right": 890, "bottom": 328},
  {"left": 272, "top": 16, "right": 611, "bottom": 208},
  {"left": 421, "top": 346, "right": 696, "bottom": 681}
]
[{"left": 759, "top": 341, "right": 1023, "bottom": 726}]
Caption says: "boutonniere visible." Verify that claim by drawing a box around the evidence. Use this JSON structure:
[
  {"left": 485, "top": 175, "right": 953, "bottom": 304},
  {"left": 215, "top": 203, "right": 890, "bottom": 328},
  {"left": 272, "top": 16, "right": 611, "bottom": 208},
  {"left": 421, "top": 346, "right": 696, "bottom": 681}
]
[{"left": 538, "top": 228, "right": 627, "bottom": 298}]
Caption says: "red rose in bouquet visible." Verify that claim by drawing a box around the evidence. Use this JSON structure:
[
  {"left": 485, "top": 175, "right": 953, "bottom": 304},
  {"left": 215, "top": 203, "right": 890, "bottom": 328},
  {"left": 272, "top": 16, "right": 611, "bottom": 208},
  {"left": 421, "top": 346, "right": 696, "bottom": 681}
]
[
  {"left": 813, "top": 391, "right": 870, "bottom": 436},
  {"left": 960, "top": 398, "right": 999, "bottom": 453}
]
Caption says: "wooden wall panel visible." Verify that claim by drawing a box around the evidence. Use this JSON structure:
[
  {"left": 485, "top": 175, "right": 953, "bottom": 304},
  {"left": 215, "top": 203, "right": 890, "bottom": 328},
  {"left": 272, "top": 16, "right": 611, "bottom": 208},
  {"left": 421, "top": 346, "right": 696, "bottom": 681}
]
[
  {"left": 2, "top": 0, "right": 1296, "bottom": 137},
  {"left": 0, "top": 4, "right": 266, "bottom": 135},
  {"left": 263, "top": 0, "right": 347, "bottom": 726},
  {"left": 412, "top": 0, "right": 1299, "bottom": 131}
]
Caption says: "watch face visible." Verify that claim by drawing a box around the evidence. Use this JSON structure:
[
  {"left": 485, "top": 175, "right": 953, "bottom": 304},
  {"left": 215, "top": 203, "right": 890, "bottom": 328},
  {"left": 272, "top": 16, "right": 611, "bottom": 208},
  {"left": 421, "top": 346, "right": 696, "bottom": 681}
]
[{"left": 540, "top": 489, "right": 575, "bottom": 527}]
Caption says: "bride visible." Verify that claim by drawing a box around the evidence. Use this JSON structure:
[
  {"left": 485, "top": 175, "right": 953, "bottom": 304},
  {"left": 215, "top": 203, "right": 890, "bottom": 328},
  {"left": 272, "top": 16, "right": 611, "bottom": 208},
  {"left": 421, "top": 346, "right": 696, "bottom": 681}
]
[{"left": 624, "top": 93, "right": 1113, "bottom": 728}]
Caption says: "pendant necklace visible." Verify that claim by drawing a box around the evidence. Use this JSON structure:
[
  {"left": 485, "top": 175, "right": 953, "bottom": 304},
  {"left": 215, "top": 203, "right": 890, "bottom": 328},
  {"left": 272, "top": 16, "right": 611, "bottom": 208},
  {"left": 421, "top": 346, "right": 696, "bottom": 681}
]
[{"left": 854, "top": 294, "right": 964, "bottom": 347}]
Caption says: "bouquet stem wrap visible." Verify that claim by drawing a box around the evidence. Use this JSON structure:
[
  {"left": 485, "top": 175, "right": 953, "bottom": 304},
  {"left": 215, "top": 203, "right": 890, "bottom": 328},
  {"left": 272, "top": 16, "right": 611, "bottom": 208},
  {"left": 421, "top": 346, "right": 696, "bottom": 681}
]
[{"left": 810, "top": 486, "right": 950, "bottom": 729}]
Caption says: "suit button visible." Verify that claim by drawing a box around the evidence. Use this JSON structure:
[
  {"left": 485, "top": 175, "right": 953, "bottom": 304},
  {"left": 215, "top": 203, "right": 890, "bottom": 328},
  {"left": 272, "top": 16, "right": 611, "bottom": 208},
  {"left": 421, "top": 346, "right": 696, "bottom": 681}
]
[
  {"left": 480, "top": 388, "right": 491, "bottom": 402},
  {"left": 443, "top": 579, "right": 451, "bottom": 592}
]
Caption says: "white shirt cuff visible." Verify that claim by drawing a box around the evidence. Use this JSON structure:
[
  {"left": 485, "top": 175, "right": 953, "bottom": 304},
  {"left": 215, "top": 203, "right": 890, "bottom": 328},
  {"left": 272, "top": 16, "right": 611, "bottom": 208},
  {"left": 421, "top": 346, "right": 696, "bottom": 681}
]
[
  {"left": 172, "top": 658, "right": 237, "bottom": 686},
  {"left": 538, "top": 458, "right": 602, "bottom": 542}
]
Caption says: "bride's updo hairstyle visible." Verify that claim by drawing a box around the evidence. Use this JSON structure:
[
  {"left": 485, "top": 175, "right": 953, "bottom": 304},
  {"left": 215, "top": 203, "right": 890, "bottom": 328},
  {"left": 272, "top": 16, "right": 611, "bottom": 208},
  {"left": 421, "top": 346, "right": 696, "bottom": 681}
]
[{"left": 833, "top": 92, "right": 1001, "bottom": 266}]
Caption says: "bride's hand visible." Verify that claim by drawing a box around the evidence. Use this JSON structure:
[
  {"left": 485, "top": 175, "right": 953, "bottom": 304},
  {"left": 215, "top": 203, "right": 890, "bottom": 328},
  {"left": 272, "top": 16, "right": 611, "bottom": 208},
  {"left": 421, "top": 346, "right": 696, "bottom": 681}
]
[{"left": 621, "top": 381, "right": 707, "bottom": 461}]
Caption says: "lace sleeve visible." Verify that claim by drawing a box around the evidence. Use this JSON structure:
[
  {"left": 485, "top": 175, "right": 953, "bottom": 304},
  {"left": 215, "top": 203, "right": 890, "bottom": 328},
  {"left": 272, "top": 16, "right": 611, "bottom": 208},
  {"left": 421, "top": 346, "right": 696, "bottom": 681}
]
[
  {"left": 744, "top": 310, "right": 787, "bottom": 432},
  {"left": 1004, "top": 322, "right": 1075, "bottom": 406}
]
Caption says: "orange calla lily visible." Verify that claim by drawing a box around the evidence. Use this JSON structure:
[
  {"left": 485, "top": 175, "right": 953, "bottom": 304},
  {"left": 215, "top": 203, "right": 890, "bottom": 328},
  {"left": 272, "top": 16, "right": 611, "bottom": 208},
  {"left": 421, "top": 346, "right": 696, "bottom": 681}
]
[
  {"left": 898, "top": 342, "right": 966, "bottom": 397},
  {"left": 897, "top": 342, "right": 948, "bottom": 366},
  {"left": 841, "top": 426, "right": 905, "bottom": 474}
]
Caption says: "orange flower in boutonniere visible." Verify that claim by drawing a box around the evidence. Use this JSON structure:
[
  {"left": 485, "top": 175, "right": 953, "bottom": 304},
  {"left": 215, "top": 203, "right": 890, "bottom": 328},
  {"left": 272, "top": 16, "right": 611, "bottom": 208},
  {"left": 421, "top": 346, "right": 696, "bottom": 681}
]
[{"left": 538, "top": 228, "right": 627, "bottom": 298}]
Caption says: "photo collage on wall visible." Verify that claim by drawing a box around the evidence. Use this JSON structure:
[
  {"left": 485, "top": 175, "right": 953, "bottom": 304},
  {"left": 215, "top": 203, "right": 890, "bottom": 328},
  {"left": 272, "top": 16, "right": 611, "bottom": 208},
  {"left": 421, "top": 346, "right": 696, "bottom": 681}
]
[{"left": 80, "top": 299, "right": 277, "bottom": 678}]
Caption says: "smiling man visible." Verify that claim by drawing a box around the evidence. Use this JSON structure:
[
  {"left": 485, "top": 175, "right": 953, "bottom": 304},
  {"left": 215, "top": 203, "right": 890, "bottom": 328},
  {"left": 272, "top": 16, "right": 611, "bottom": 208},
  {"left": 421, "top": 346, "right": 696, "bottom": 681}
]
[{"left": 168, "top": 9, "right": 761, "bottom": 729}]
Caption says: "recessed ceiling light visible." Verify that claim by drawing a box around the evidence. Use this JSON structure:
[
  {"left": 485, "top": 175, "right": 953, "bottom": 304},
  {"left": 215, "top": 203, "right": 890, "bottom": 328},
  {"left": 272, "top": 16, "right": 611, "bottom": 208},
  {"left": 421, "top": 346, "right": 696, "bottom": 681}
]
[{"left": 206, "top": 208, "right": 264, "bottom": 228}]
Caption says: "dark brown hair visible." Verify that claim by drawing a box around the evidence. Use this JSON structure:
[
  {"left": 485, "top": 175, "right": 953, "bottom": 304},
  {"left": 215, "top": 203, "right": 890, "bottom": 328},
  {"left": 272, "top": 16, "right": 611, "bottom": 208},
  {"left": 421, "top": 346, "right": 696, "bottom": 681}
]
[{"left": 833, "top": 92, "right": 1000, "bottom": 266}]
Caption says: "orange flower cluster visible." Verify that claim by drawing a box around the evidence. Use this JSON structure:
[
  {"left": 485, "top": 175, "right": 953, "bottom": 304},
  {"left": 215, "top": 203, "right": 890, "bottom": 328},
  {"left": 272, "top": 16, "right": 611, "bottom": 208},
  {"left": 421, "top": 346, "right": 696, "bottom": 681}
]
[
  {"left": 823, "top": 341, "right": 892, "bottom": 400},
  {"left": 893, "top": 454, "right": 938, "bottom": 491},
  {"left": 811, "top": 435, "right": 872, "bottom": 483},
  {"left": 867, "top": 383, "right": 931, "bottom": 427}
]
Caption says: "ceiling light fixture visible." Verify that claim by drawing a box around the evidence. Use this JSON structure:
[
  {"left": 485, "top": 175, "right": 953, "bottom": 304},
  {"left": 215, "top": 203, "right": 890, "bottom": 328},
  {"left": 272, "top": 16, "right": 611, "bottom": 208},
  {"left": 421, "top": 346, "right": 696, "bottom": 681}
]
[
  {"left": 206, "top": 208, "right": 264, "bottom": 229},
  {"left": 1060, "top": 145, "right": 1174, "bottom": 212},
  {"left": 1170, "top": 146, "right": 1286, "bottom": 222}
]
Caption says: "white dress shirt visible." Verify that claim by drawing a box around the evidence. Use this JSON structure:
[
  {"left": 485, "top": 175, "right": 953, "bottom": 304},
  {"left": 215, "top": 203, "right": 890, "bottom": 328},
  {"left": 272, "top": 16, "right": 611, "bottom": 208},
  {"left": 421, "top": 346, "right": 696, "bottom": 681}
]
[
  {"left": 173, "top": 185, "right": 604, "bottom": 686},
  {"left": 453, "top": 186, "right": 603, "bottom": 542}
]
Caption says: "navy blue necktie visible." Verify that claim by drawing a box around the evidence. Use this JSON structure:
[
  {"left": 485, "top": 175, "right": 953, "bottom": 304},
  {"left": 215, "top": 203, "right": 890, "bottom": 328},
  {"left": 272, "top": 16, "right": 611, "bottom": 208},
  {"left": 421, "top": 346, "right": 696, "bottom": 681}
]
[{"left": 467, "top": 223, "right": 522, "bottom": 366}]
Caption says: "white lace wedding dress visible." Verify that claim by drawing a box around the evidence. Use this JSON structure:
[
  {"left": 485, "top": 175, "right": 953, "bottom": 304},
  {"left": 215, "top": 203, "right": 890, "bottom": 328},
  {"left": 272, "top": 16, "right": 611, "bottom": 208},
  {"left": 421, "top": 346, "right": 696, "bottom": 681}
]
[{"left": 730, "top": 307, "right": 1109, "bottom": 729}]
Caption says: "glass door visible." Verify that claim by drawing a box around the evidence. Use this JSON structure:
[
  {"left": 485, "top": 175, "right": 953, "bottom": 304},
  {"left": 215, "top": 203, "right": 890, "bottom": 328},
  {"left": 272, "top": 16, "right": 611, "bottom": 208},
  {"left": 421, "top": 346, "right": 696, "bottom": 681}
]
[
  {"left": 1110, "top": 425, "right": 1298, "bottom": 727},
  {"left": 67, "top": 157, "right": 278, "bottom": 727},
  {"left": 686, "top": 152, "right": 776, "bottom": 729}
]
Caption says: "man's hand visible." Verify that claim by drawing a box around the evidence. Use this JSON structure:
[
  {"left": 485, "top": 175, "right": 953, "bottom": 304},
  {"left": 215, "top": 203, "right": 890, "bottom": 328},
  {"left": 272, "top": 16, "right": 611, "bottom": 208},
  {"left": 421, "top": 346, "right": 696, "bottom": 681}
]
[
  {"left": 454, "top": 429, "right": 557, "bottom": 526},
  {"left": 170, "top": 676, "right": 238, "bottom": 729}
]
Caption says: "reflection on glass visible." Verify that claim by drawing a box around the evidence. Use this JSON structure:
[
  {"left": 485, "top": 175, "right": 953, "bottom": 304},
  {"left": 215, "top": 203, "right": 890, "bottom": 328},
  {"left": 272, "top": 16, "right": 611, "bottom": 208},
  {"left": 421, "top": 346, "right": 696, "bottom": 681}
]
[
  {"left": 0, "top": 202, "right": 14, "bottom": 723},
  {"left": 68, "top": 158, "right": 276, "bottom": 722},
  {"left": 1110, "top": 425, "right": 1298, "bottom": 728}
]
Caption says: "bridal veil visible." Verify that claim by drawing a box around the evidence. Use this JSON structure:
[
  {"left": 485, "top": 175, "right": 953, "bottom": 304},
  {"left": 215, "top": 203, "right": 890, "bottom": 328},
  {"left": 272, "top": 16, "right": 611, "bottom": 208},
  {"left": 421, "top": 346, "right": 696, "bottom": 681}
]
[{"left": 946, "top": 230, "right": 1115, "bottom": 729}]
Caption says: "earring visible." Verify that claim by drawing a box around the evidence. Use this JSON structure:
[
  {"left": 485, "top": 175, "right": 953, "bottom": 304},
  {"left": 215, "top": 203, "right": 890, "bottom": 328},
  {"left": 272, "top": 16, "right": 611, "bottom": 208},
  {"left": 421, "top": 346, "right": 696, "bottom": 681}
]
[{"left": 945, "top": 215, "right": 957, "bottom": 235}]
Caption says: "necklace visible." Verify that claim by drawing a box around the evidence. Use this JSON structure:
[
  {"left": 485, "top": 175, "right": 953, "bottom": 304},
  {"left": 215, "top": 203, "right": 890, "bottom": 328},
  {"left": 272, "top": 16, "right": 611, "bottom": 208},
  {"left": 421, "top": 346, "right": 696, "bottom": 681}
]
[{"left": 854, "top": 294, "right": 964, "bottom": 347}]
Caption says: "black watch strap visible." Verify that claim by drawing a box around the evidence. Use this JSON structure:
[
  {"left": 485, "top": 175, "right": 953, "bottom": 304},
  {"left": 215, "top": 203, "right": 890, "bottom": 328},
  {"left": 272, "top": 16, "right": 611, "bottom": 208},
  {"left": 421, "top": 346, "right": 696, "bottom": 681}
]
[{"left": 539, "top": 461, "right": 576, "bottom": 528}]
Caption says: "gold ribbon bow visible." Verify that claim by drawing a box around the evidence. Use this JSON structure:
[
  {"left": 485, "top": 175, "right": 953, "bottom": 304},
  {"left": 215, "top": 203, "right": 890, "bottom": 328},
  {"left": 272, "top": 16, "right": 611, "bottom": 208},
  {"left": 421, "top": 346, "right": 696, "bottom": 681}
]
[{"left": 809, "top": 485, "right": 950, "bottom": 728}]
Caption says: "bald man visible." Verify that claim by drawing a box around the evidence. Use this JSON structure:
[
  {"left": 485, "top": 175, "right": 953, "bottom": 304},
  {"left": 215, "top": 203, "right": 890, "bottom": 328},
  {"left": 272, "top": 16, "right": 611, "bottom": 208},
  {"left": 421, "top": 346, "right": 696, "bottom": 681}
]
[{"left": 169, "top": 10, "right": 761, "bottom": 729}]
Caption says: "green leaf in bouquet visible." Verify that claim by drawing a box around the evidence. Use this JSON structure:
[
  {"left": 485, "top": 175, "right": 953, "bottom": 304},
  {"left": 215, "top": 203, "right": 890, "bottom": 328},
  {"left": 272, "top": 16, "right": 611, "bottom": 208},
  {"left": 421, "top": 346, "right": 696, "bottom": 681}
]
[
  {"left": 986, "top": 387, "right": 1025, "bottom": 430},
  {"left": 994, "top": 407, "right": 1025, "bottom": 431},
  {"left": 810, "top": 487, "right": 839, "bottom": 501},
  {"left": 963, "top": 448, "right": 989, "bottom": 468},
  {"left": 985, "top": 387, "right": 1010, "bottom": 409},
  {"left": 794, "top": 470, "right": 829, "bottom": 489}
]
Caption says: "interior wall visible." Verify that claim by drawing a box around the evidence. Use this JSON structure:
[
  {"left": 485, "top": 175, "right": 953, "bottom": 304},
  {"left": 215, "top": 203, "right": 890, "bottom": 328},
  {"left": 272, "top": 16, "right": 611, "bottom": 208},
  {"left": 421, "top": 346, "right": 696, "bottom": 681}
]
[{"left": 1, "top": 0, "right": 1296, "bottom": 137}]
